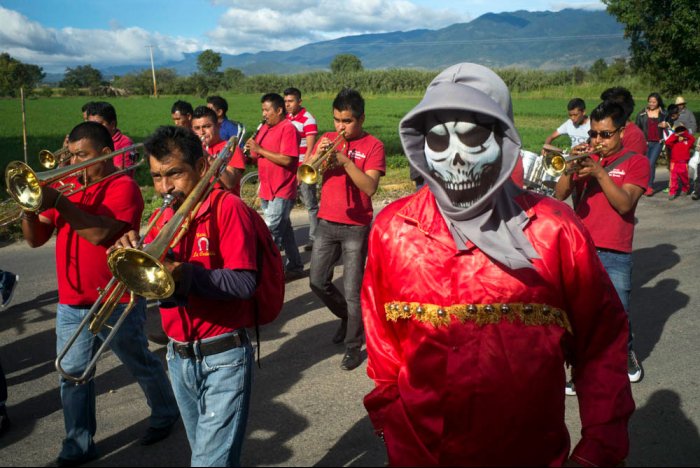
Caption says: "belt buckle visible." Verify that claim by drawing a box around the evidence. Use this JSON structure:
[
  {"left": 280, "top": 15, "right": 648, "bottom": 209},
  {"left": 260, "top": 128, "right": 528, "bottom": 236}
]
[{"left": 175, "top": 343, "right": 194, "bottom": 359}]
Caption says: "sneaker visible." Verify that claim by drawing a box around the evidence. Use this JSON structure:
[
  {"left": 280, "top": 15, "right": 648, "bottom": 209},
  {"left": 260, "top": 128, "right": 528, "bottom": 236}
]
[
  {"left": 0, "top": 274, "right": 18, "bottom": 309},
  {"left": 565, "top": 380, "right": 577, "bottom": 396},
  {"left": 644, "top": 187, "right": 654, "bottom": 196},
  {"left": 692, "top": 193, "right": 700, "bottom": 200},
  {"left": 662, "top": 187, "right": 670, "bottom": 194},
  {"left": 340, "top": 347, "right": 363, "bottom": 371},
  {"left": 627, "top": 350, "right": 643, "bottom": 383}
]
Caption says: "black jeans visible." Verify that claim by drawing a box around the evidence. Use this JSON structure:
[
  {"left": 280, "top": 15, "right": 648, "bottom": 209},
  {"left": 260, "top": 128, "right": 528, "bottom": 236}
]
[
  {"left": 0, "top": 360, "right": 6, "bottom": 406},
  {"left": 309, "top": 219, "right": 370, "bottom": 349}
]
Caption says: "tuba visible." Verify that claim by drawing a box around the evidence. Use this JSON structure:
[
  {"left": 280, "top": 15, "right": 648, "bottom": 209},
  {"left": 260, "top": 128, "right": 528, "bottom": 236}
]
[{"left": 297, "top": 130, "right": 346, "bottom": 185}]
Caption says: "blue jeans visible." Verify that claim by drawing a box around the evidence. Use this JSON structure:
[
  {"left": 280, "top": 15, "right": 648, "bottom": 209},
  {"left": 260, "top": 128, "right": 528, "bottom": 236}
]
[
  {"left": 597, "top": 250, "right": 634, "bottom": 351},
  {"left": 299, "top": 182, "right": 319, "bottom": 243},
  {"left": 166, "top": 332, "right": 253, "bottom": 467},
  {"left": 647, "top": 141, "right": 663, "bottom": 188},
  {"left": 55, "top": 301, "right": 179, "bottom": 460},
  {"left": 309, "top": 219, "right": 370, "bottom": 349},
  {"left": 261, "top": 197, "right": 303, "bottom": 272}
]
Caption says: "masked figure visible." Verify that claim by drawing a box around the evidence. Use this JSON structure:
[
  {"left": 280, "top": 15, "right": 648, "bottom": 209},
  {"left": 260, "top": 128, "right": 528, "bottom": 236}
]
[{"left": 361, "top": 63, "right": 634, "bottom": 466}]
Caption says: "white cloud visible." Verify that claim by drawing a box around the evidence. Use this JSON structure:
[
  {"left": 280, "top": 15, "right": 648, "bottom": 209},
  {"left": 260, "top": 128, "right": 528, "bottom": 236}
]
[
  {"left": 206, "top": 0, "right": 469, "bottom": 54},
  {"left": 0, "top": 6, "right": 201, "bottom": 73}
]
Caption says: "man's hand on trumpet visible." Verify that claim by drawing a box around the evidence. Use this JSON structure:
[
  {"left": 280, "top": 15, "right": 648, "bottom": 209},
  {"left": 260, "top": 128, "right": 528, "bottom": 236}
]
[{"left": 568, "top": 143, "right": 602, "bottom": 179}]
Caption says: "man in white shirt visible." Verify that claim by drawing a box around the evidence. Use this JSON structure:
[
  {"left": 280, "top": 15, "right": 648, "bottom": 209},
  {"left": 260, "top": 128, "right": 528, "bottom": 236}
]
[{"left": 543, "top": 98, "right": 591, "bottom": 151}]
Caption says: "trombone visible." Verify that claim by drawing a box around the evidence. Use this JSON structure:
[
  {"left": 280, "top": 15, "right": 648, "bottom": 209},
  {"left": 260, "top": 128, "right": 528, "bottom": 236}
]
[
  {"left": 39, "top": 147, "right": 71, "bottom": 169},
  {"left": 55, "top": 130, "right": 243, "bottom": 384},
  {"left": 297, "top": 130, "right": 346, "bottom": 185},
  {"left": 1, "top": 144, "right": 143, "bottom": 226}
]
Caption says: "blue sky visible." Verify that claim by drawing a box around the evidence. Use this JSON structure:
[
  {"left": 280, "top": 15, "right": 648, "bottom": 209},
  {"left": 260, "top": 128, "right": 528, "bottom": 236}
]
[{"left": 0, "top": 0, "right": 604, "bottom": 73}]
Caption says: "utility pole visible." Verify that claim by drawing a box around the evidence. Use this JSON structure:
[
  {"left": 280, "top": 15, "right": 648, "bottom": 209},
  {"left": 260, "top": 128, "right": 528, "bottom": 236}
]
[{"left": 146, "top": 44, "right": 158, "bottom": 98}]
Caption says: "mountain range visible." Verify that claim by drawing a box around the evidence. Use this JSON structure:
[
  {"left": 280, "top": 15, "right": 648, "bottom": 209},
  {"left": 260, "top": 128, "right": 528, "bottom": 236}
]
[{"left": 49, "top": 8, "right": 629, "bottom": 81}]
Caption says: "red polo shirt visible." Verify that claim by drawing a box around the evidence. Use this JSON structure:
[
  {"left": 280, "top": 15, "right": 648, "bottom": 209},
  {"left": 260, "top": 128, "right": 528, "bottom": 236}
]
[
  {"left": 574, "top": 148, "right": 649, "bottom": 253},
  {"left": 316, "top": 131, "right": 385, "bottom": 226},
  {"left": 144, "top": 190, "right": 257, "bottom": 341},
  {"left": 112, "top": 129, "right": 136, "bottom": 170},
  {"left": 206, "top": 139, "right": 246, "bottom": 196},
  {"left": 41, "top": 174, "right": 144, "bottom": 305},
  {"left": 622, "top": 122, "right": 647, "bottom": 157},
  {"left": 252, "top": 120, "right": 299, "bottom": 201}
]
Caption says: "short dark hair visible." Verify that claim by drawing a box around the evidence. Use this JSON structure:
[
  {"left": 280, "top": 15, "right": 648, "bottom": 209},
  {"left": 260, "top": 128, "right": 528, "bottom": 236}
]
[
  {"left": 81, "top": 101, "right": 97, "bottom": 114},
  {"left": 567, "top": 98, "right": 585, "bottom": 112},
  {"left": 206, "top": 96, "right": 228, "bottom": 114},
  {"left": 667, "top": 104, "right": 679, "bottom": 116},
  {"left": 171, "top": 100, "right": 193, "bottom": 115},
  {"left": 192, "top": 105, "right": 218, "bottom": 124},
  {"left": 261, "top": 93, "right": 285, "bottom": 111},
  {"left": 600, "top": 87, "right": 634, "bottom": 120},
  {"left": 590, "top": 101, "right": 627, "bottom": 129},
  {"left": 87, "top": 101, "right": 118, "bottom": 126},
  {"left": 283, "top": 87, "right": 302, "bottom": 100},
  {"left": 68, "top": 121, "right": 115, "bottom": 152},
  {"left": 332, "top": 88, "right": 364, "bottom": 118},
  {"left": 144, "top": 126, "right": 203, "bottom": 168}
]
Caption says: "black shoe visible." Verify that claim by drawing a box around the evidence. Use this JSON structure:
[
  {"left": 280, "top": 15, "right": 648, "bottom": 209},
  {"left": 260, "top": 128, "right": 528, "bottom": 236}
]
[
  {"left": 140, "top": 418, "right": 178, "bottom": 446},
  {"left": 56, "top": 452, "right": 99, "bottom": 467},
  {"left": 284, "top": 269, "right": 306, "bottom": 283},
  {"left": 692, "top": 193, "right": 700, "bottom": 200},
  {"left": 332, "top": 320, "right": 347, "bottom": 345},
  {"left": 303, "top": 243, "right": 314, "bottom": 252},
  {"left": 340, "top": 347, "right": 363, "bottom": 371},
  {"left": 0, "top": 405, "right": 11, "bottom": 437},
  {"left": 0, "top": 273, "right": 18, "bottom": 309}
]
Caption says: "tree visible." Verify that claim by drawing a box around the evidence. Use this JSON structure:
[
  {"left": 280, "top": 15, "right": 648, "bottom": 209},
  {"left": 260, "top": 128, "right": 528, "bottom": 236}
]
[
  {"left": 60, "top": 65, "right": 103, "bottom": 91},
  {"left": 330, "top": 54, "right": 363, "bottom": 74},
  {"left": 603, "top": 0, "right": 700, "bottom": 93},
  {"left": 589, "top": 59, "right": 608, "bottom": 79},
  {"left": 197, "top": 49, "right": 222, "bottom": 75},
  {"left": 222, "top": 67, "right": 245, "bottom": 91},
  {"left": 0, "top": 53, "right": 45, "bottom": 97}
]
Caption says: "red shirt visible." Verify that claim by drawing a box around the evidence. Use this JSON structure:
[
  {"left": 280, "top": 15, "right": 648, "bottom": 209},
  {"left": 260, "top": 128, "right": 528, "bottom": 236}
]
[
  {"left": 41, "top": 174, "right": 144, "bottom": 305},
  {"left": 144, "top": 190, "right": 258, "bottom": 341},
  {"left": 316, "top": 131, "right": 386, "bottom": 226},
  {"left": 574, "top": 148, "right": 649, "bottom": 253},
  {"left": 206, "top": 139, "right": 246, "bottom": 196},
  {"left": 623, "top": 121, "right": 647, "bottom": 156},
  {"left": 287, "top": 107, "right": 318, "bottom": 163},
  {"left": 112, "top": 129, "right": 136, "bottom": 170},
  {"left": 362, "top": 189, "right": 633, "bottom": 467},
  {"left": 666, "top": 131, "right": 696, "bottom": 163},
  {"left": 252, "top": 120, "right": 299, "bottom": 201}
]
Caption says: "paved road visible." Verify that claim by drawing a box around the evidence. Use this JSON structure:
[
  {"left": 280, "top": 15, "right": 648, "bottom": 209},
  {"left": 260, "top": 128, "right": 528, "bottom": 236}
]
[{"left": 0, "top": 170, "right": 699, "bottom": 466}]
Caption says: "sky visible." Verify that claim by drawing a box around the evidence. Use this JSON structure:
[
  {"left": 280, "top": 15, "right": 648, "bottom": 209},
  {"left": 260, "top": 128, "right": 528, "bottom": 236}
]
[{"left": 0, "top": 0, "right": 605, "bottom": 73}]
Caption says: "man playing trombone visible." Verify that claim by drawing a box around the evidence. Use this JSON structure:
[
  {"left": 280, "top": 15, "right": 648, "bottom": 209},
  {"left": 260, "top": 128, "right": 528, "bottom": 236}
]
[
  {"left": 112, "top": 125, "right": 261, "bottom": 467},
  {"left": 19, "top": 122, "right": 180, "bottom": 466}
]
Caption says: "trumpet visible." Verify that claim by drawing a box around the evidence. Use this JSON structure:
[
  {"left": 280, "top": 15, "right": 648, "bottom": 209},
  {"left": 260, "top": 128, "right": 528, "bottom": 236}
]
[
  {"left": 0, "top": 144, "right": 144, "bottom": 226},
  {"left": 297, "top": 130, "right": 346, "bottom": 185},
  {"left": 39, "top": 147, "right": 71, "bottom": 169},
  {"left": 243, "top": 119, "right": 265, "bottom": 158},
  {"left": 55, "top": 130, "right": 243, "bottom": 384},
  {"left": 542, "top": 144, "right": 601, "bottom": 177}
]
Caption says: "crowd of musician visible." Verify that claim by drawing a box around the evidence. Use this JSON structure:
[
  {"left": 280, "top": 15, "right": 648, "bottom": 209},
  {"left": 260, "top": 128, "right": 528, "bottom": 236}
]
[{"left": 0, "top": 72, "right": 697, "bottom": 467}]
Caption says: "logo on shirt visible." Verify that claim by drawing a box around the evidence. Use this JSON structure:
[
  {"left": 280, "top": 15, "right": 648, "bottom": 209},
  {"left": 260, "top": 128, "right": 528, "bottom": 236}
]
[
  {"left": 349, "top": 149, "right": 366, "bottom": 161},
  {"left": 193, "top": 232, "right": 214, "bottom": 258},
  {"left": 609, "top": 168, "right": 626, "bottom": 178}
]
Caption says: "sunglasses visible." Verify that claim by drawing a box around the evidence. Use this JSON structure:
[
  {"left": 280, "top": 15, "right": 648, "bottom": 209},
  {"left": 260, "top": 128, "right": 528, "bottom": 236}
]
[{"left": 588, "top": 127, "right": 622, "bottom": 139}]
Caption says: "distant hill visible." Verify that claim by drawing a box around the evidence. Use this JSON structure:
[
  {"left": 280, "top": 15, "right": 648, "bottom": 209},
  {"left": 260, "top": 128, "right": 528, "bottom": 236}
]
[{"left": 90, "top": 8, "right": 628, "bottom": 80}]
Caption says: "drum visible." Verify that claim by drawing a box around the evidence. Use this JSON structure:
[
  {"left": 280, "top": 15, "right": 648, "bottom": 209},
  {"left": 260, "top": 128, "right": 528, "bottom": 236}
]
[{"left": 521, "top": 150, "right": 540, "bottom": 188}]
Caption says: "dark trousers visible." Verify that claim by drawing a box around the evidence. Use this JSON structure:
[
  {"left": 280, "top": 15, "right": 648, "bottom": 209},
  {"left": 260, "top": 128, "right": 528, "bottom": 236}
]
[
  {"left": 309, "top": 219, "right": 370, "bottom": 349},
  {"left": 0, "top": 360, "right": 7, "bottom": 405}
]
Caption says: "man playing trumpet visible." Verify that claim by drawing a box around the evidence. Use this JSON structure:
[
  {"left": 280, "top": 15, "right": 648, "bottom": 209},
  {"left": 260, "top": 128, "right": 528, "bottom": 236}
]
[
  {"left": 20, "top": 122, "right": 179, "bottom": 466},
  {"left": 308, "top": 88, "right": 385, "bottom": 371},
  {"left": 555, "top": 100, "right": 650, "bottom": 386}
]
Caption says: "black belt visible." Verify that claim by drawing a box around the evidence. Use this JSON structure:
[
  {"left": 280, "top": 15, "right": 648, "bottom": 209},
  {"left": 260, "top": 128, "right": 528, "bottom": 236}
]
[{"left": 172, "top": 332, "right": 248, "bottom": 360}]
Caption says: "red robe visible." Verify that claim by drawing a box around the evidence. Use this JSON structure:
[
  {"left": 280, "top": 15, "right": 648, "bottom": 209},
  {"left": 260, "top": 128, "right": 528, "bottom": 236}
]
[{"left": 362, "top": 187, "right": 634, "bottom": 467}]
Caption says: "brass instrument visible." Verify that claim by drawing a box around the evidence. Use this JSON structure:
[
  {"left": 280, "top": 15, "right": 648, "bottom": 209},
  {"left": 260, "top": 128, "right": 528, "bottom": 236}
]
[
  {"left": 0, "top": 144, "right": 144, "bottom": 226},
  {"left": 297, "top": 130, "right": 346, "bottom": 185},
  {"left": 542, "top": 144, "right": 601, "bottom": 177},
  {"left": 39, "top": 147, "right": 70, "bottom": 169},
  {"left": 243, "top": 119, "right": 265, "bottom": 158},
  {"left": 54, "top": 130, "right": 243, "bottom": 384}
]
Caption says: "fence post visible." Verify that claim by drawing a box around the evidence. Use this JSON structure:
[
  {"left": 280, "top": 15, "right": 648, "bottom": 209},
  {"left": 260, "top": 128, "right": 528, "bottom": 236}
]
[{"left": 20, "top": 87, "right": 28, "bottom": 164}]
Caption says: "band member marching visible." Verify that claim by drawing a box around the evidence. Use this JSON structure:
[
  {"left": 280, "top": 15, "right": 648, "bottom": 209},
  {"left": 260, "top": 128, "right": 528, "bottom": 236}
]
[
  {"left": 308, "top": 88, "right": 386, "bottom": 371},
  {"left": 20, "top": 122, "right": 179, "bottom": 466}
]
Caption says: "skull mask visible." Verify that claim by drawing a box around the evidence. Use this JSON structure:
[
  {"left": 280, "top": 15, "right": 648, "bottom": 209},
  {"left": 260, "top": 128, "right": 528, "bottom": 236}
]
[{"left": 424, "top": 111, "right": 503, "bottom": 208}]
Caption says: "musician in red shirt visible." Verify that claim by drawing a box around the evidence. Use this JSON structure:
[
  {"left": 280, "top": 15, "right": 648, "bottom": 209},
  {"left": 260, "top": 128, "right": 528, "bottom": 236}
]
[
  {"left": 113, "top": 125, "right": 259, "bottom": 467},
  {"left": 362, "top": 63, "right": 633, "bottom": 466},
  {"left": 245, "top": 93, "right": 304, "bottom": 279},
  {"left": 309, "top": 88, "right": 385, "bottom": 371},
  {"left": 20, "top": 122, "right": 179, "bottom": 466},
  {"left": 86, "top": 101, "right": 137, "bottom": 172},
  {"left": 192, "top": 106, "right": 246, "bottom": 196}
]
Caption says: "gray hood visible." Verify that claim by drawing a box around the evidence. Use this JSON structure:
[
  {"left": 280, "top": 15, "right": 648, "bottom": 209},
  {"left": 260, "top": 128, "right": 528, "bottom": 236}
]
[{"left": 400, "top": 63, "right": 539, "bottom": 270}]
